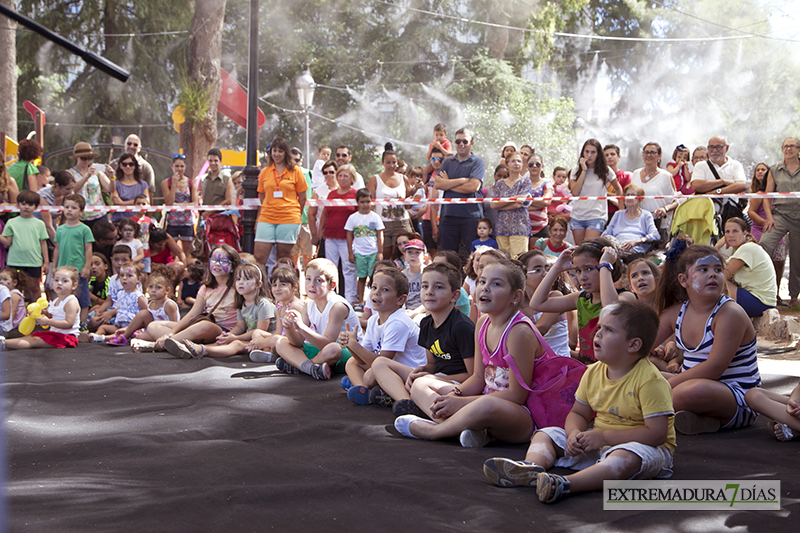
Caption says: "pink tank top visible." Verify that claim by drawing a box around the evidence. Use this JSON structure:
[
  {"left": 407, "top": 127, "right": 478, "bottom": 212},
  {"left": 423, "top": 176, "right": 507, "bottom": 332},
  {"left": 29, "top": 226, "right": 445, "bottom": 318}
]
[{"left": 479, "top": 311, "right": 535, "bottom": 394}]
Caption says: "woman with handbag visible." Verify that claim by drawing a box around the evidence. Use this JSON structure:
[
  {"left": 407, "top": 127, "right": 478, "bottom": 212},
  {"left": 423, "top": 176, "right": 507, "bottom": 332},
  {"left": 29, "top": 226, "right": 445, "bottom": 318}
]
[{"left": 135, "top": 244, "right": 241, "bottom": 353}]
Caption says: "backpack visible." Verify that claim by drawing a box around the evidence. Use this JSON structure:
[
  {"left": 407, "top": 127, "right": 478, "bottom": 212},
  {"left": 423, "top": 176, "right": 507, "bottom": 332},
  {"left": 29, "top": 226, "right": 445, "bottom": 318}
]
[
  {"left": 504, "top": 324, "right": 587, "bottom": 430},
  {"left": 203, "top": 213, "right": 242, "bottom": 257}
]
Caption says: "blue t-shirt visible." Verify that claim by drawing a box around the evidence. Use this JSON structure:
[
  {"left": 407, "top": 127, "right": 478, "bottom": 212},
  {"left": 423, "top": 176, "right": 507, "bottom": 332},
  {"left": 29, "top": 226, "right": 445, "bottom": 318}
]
[
  {"left": 438, "top": 154, "right": 485, "bottom": 219},
  {"left": 471, "top": 237, "right": 498, "bottom": 252}
]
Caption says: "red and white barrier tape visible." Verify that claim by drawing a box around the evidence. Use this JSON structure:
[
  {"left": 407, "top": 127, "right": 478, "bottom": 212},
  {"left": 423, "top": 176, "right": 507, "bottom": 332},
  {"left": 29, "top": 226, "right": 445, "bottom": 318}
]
[{"left": 4, "top": 192, "right": 798, "bottom": 212}]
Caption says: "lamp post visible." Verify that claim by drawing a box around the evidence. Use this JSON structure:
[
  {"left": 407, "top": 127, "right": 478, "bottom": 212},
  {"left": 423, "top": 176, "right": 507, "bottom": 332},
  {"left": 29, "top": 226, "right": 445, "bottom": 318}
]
[
  {"left": 241, "top": 0, "right": 260, "bottom": 254},
  {"left": 295, "top": 69, "right": 316, "bottom": 162}
]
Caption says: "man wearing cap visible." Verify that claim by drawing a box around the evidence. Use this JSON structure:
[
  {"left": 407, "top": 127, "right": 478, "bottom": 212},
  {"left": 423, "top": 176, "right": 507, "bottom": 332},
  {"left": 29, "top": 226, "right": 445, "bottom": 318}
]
[
  {"left": 108, "top": 134, "right": 155, "bottom": 203},
  {"left": 68, "top": 142, "right": 114, "bottom": 229}
]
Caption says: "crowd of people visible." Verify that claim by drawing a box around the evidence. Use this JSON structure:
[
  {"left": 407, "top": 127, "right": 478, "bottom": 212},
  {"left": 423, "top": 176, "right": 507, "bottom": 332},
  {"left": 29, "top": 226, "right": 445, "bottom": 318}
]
[{"left": 0, "top": 124, "right": 798, "bottom": 505}]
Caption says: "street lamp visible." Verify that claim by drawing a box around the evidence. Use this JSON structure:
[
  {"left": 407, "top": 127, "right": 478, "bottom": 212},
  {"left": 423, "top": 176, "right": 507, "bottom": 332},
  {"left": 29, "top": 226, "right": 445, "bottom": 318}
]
[
  {"left": 295, "top": 69, "right": 316, "bottom": 163},
  {"left": 572, "top": 117, "right": 585, "bottom": 145}
]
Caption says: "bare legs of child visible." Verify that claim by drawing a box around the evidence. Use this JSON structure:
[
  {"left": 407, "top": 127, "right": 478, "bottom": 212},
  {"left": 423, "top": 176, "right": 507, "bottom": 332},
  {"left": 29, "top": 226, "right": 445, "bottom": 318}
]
[
  {"left": 396, "top": 395, "right": 532, "bottom": 449},
  {"left": 483, "top": 431, "right": 642, "bottom": 503},
  {"left": 671, "top": 378, "right": 738, "bottom": 434},
  {"left": 745, "top": 384, "right": 800, "bottom": 441}
]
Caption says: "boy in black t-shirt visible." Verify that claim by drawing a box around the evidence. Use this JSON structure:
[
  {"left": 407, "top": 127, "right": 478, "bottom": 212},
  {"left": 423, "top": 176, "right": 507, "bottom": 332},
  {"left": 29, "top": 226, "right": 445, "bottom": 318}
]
[{"left": 371, "top": 262, "right": 475, "bottom": 417}]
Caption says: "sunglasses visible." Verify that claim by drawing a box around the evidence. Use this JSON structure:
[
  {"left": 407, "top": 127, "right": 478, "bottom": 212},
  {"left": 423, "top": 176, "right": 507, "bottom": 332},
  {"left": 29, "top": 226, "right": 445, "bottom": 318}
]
[
  {"left": 454, "top": 139, "right": 469, "bottom": 145},
  {"left": 172, "top": 154, "right": 185, "bottom": 160},
  {"left": 323, "top": 170, "right": 336, "bottom": 175},
  {"left": 336, "top": 153, "right": 349, "bottom": 158},
  {"left": 79, "top": 156, "right": 94, "bottom": 162},
  {"left": 126, "top": 142, "right": 138, "bottom": 147},
  {"left": 431, "top": 157, "right": 442, "bottom": 162},
  {"left": 120, "top": 161, "right": 136, "bottom": 168},
  {"left": 528, "top": 161, "right": 542, "bottom": 168}
]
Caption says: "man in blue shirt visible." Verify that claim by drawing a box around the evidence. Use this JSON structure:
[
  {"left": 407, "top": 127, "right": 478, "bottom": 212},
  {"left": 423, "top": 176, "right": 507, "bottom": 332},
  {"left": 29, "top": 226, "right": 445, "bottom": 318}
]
[{"left": 434, "top": 128, "right": 485, "bottom": 255}]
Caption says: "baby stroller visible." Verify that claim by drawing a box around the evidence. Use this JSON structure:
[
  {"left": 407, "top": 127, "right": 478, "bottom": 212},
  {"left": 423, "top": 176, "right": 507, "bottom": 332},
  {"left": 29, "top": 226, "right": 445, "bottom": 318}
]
[{"left": 670, "top": 197, "right": 718, "bottom": 245}]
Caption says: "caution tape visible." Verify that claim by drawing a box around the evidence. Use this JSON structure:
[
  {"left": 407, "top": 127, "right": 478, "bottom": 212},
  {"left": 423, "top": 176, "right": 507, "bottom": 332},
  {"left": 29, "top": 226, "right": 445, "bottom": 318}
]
[{"left": 3, "top": 191, "right": 798, "bottom": 212}]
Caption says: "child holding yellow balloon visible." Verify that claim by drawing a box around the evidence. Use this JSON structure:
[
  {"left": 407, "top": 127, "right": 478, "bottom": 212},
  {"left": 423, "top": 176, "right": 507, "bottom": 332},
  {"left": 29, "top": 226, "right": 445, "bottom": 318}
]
[{"left": 2, "top": 266, "right": 81, "bottom": 350}]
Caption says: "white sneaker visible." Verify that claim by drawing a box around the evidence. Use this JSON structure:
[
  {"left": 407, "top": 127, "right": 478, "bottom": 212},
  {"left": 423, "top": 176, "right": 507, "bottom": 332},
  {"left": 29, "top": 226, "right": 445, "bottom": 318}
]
[{"left": 88, "top": 333, "right": 106, "bottom": 343}]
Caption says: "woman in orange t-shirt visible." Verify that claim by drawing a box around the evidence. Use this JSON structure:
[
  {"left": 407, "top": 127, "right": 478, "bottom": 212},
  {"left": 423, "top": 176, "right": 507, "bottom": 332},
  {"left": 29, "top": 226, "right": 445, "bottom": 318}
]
[{"left": 254, "top": 137, "right": 308, "bottom": 265}]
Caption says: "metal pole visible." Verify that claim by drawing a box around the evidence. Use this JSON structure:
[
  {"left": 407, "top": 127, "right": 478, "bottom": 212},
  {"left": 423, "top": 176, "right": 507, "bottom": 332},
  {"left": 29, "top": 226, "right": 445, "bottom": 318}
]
[
  {"left": 0, "top": 4, "right": 129, "bottom": 82},
  {"left": 241, "top": 0, "right": 260, "bottom": 254},
  {"left": 303, "top": 109, "right": 310, "bottom": 169}
]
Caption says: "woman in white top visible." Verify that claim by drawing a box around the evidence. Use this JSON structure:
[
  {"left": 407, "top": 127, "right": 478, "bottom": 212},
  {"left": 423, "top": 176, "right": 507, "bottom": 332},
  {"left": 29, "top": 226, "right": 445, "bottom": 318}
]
[
  {"left": 569, "top": 138, "right": 622, "bottom": 245},
  {"left": 368, "top": 142, "right": 412, "bottom": 259},
  {"left": 630, "top": 142, "right": 680, "bottom": 242}
]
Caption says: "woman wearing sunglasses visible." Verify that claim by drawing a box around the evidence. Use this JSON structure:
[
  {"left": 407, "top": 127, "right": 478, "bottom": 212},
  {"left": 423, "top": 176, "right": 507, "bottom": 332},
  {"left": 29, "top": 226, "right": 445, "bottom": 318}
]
[{"left": 111, "top": 153, "right": 149, "bottom": 222}]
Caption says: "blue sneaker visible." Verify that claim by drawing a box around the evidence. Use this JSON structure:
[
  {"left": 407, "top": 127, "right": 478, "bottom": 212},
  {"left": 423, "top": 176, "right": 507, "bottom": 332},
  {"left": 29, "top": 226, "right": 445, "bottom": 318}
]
[
  {"left": 347, "top": 386, "right": 371, "bottom": 406},
  {"left": 340, "top": 376, "right": 353, "bottom": 391},
  {"left": 275, "top": 357, "right": 301, "bottom": 374}
]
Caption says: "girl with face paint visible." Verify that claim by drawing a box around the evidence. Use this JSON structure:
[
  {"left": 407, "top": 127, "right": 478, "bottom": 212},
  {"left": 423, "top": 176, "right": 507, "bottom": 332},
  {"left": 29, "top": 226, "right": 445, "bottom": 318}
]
[
  {"left": 136, "top": 244, "right": 242, "bottom": 353},
  {"left": 653, "top": 241, "right": 761, "bottom": 436}
]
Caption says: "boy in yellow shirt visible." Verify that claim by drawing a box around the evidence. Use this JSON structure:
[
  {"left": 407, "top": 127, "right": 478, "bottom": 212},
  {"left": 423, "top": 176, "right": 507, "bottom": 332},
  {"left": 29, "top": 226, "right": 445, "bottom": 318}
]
[{"left": 483, "top": 300, "right": 676, "bottom": 503}]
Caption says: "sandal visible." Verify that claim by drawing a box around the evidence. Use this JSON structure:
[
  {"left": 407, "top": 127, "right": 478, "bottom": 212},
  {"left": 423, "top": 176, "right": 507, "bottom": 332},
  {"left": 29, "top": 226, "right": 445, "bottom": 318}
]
[
  {"left": 106, "top": 334, "right": 129, "bottom": 346},
  {"left": 768, "top": 419, "right": 797, "bottom": 442},
  {"left": 536, "top": 472, "right": 571, "bottom": 504},
  {"left": 181, "top": 339, "right": 206, "bottom": 360},
  {"left": 131, "top": 339, "right": 156, "bottom": 353}
]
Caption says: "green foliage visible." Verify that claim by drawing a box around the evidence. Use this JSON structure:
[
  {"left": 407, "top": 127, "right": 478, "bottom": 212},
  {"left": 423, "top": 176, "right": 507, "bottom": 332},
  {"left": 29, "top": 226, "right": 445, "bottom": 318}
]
[{"left": 178, "top": 77, "right": 212, "bottom": 125}]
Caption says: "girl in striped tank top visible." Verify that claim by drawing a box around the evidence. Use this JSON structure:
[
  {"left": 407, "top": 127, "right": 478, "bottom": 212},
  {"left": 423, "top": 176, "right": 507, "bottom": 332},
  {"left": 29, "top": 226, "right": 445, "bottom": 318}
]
[{"left": 654, "top": 242, "right": 760, "bottom": 435}]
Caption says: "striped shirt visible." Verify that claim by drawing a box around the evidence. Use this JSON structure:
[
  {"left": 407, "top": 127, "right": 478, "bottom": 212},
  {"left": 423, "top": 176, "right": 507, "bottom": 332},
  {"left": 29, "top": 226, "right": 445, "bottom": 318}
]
[{"left": 675, "top": 295, "right": 760, "bottom": 389}]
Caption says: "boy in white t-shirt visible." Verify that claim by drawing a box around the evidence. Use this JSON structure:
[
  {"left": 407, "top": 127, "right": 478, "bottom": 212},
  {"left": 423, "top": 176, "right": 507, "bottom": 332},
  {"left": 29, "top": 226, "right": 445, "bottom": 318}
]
[
  {"left": 345, "top": 188, "right": 385, "bottom": 311},
  {"left": 273, "top": 258, "right": 360, "bottom": 380},
  {"left": 336, "top": 267, "right": 426, "bottom": 405}
]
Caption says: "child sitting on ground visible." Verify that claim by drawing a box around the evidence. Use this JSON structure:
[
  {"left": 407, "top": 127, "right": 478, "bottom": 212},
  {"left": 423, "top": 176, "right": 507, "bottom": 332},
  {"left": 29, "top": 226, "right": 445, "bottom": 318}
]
[
  {"left": 89, "top": 262, "right": 146, "bottom": 339},
  {"left": 177, "top": 262, "right": 204, "bottom": 308},
  {"left": 165, "top": 262, "right": 274, "bottom": 359},
  {"left": 0, "top": 268, "right": 27, "bottom": 335},
  {"left": 99, "top": 266, "right": 180, "bottom": 345},
  {"left": 402, "top": 239, "right": 426, "bottom": 320},
  {"left": 248, "top": 265, "right": 305, "bottom": 363},
  {"left": 368, "top": 262, "right": 474, "bottom": 415},
  {"left": 88, "top": 245, "right": 133, "bottom": 332},
  {"left": 88, "top": 253, "right": 111, "bottom": 314},
  {"left": 272, "top": 258, "right": 360, "bottom": 380},
  {"left": 483, "top": 301, "right": 674, "bottom": 504},
  {"left": 393, "top": 260, "right": 544, "bottom": 448},
  {"left": 653, "top": 241, "right": 761, "bottom": 435},
  {"left": 2, "top": 266, "right": 81, "bottom": 350},
  {"left": 335, "top": 267, "right": 427, "bottom": 405}
]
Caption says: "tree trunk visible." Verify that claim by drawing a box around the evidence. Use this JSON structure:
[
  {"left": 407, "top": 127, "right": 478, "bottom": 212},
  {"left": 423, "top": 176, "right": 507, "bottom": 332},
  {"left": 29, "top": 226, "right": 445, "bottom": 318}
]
[
  {"left": 0, "top": 0, "right": 18, "bottom": 147},
  {"left": 185, "top": 0, "right": 226, "bottom": 180}
]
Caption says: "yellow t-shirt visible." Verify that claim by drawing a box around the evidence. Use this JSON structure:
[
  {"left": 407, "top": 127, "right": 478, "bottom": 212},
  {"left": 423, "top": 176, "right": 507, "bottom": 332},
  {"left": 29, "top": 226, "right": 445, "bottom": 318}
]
[
  {"left": 731, "top": 242, "right": 777, "bottom": 307},
  {"left": 575, "top": 357, "right": 677, "bottom": 452},
  {"left": 257, "top": 165, "right": 309, "bottom": 224}
]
